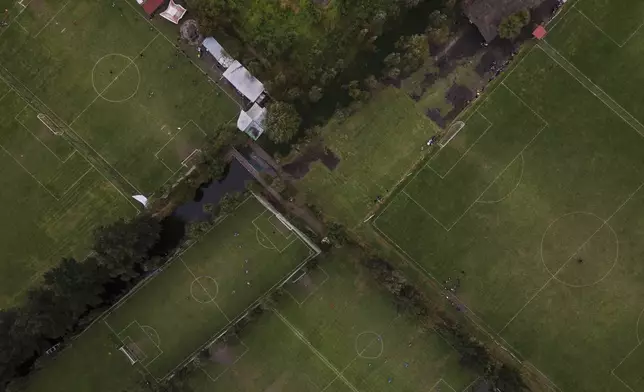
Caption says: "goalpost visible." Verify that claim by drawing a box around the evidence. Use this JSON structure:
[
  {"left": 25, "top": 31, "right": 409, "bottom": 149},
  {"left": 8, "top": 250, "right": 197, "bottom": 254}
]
[
  {"left": 118, "top": 345, "right": 139, "bottom": 365},
  {"left": 439, "top": 120, "right": 465, "bottom": 148},
  {"left": 37, "top": 113, "right": 64, "bottom": 135}
]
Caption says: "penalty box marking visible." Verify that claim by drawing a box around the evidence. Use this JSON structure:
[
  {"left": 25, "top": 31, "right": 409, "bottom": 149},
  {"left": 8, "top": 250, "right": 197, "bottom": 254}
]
[
  {"left": 14, "top": 105, "right": 75, "bottom": 162},
  {"left": 572, "top": 4, "right": 644, "bottom": 48},
  {"left": 111, "top": 319, "right": 164, "bottom": 368},
  {"left": 404, "top": 83, "right": 548, "bottom": 232},
  {"left": 427, "top": 111, "right": 493, "bottom": 179},
  {"left": 611, "top": 341, "right": 644, "bottom": 392},
  {"left": 154, "top": 119, "right": 207, "bottom": 177},
  {"left": 283, "top": 267, "right": 330, "bottom": 307},
  {"left": 199, "top": 338, "right": 250, "bottom": 384},
  {"left": 252, "top": 210, "right": 299, "bottom": 253}
]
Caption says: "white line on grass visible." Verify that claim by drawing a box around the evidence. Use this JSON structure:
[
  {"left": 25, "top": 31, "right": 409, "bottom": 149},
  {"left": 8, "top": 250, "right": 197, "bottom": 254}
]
[
  {"left": 180, "top": 257, "right": 231, "bottom": 322},
  {"left": 574, "top": 5, "right": 644, "bottom": 48},
  {"left": 0, "top": 143, "right": 58, "bottom": 199},
  {"left": 538, "top": 41, "right": 644, "bottom": 138},
  {"left": 499, "top": 179, "right": 644, "bottom": 334},
  {"left": 119, "top": 0, "right": 243, "bottom": 111},
  {"left": 33, "top": 0, "right": 69, "bottom": 38},
  {"left": 428, "top": 111, "right": 493, "bottom": 179},
  {"left": 273, "top": 309, "right": 361, "bottom": 392},
  {"left": 0, "top": 65, "right": 143, "bottom": 211}
]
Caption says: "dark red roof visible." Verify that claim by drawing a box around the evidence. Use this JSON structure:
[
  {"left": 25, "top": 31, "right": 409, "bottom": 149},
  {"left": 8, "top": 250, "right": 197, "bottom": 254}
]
[
  {"left": 533, "top": 25, "right": 547, "bottom": 40},
  {"left": 142, "top": 0, "right": 164, "bottom": 15}
]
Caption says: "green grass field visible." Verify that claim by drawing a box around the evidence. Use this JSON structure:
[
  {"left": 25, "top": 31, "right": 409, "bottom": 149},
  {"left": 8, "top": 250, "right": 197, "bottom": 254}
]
[
  {"left": 187, "top": 248, "right": 480, "bottom": 392},
  {"left": 0, "top": 0, "right": 239, "bottom": 307},
  {"left": 25, "top": 196, "right": 317, "bottom": 391},
  {"left": 374, "top": 1, "right": 644, "bottom": 390},
  {"left": 295, "top": 87, "right": 438, "bottom": 227}
]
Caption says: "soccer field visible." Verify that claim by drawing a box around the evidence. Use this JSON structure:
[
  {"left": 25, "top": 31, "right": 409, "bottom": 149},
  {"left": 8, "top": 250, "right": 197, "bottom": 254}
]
[
  {"left": 294, "top": 87, "right": 438, "bottom": 227},
  {"left": 103, "top": 196, "right": 318, "bottom": 380},
  {"left": 0, "top": 0, "right": 238, "bottom": 307},
  {"left": 24, "top": 195, "right": 318, "bottom": 391},
  {"left": 374, "top": 1, "right": 644, "bottom": 391},
  {"left": 188, "top": 248, "right": 480, "bottom": 392}
]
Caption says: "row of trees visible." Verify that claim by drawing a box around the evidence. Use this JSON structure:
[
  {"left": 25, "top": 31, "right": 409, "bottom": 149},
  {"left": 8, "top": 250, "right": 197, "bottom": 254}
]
[
  {"left": 0, "top": 215, "right": 163, "bottom": 389},
  {"left": 361, "top": 256, "right": 529, "bottom": 391}
]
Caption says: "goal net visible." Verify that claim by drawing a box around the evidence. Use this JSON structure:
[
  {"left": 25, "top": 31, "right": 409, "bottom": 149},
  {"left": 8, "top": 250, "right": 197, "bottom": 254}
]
[
  {"left": 37, "top": 113, "right": 64, "bottom": 135},
  {"left": 119, "top": 345, "right": 139, "bottom": 365},
  {"left": 439, "top": 120, "right": 465, "bottom": 148}
]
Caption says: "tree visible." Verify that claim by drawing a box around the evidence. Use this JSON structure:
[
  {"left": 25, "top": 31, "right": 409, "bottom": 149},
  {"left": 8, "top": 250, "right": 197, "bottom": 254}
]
[
  {"left": 93, "top": 215, "right": 161, "bottom": 281},
  {"left": 428, "top": 10, "right": 448, "bottom": 28},
  {"left": 308, "top": 85, "right": 324, "bottom": 103},
  {"left": 265, "top": 101, "right": 301, "bottom": 144},
  {"left": 498, "top": 9, "right": 530, "bottom": 40},
  {"left": 42, "top": 258, "right": 105, "bottom": 316},
  {"left": 218, "top": 192, "right": 245, "bottom": 215},
  {"left": 398, "top": 34, "right": 429, "bottom": 73},
  {"left": 427, "top": 24, "right": 450, "bottom": 45}
]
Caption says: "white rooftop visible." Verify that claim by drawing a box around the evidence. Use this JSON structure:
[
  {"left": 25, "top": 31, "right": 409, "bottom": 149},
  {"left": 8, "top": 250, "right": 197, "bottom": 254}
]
[
  {"left": 202, "top": 37, "right": 236, "bottom": 68},
  {"left": 237, "top": 103, "right": 266, "bottom": 140},
  {"left": 223, "top": 61, "right": 265, "bottom": 103}
]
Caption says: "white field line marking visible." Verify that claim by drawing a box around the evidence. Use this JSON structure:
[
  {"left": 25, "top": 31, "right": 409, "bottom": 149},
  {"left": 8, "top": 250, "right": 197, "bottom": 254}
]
[
  {"left": 499, "top": 179, "right": 644, "bottom": 334},
  {"left": 200, "top": 339, "right": 250, "bottom": 383},
  {"left": 428, "top": 112, "right": 493, "bottom": 179},
  {"left": 69, "top": 34, "right": 158, "bottom": 127},
  {"left": 60, "top": 166, "right": 93, "bottom": 196},
  {"left": 274, "top": 309, "right": 361, "bottom": 392},
  {"left": 575, "top": 5, "right": 644, "bottom": 48},
  {"left": 180, "top": 257, "right": 231, "bottom": 322},
  {"left": 0, "top": 0, "right": 32, "bottom": 40},
  {"left": 15, "top": 110, "right": 66, "bottom": 163},
  {"left": 461, "top": 376, "right": 481, "bottom": 392},
  {"left": 33, "top": 0, "right": 69, "bottom": 37},
  {"left": 119, "top": 0, "right": 242, "bottom": 110},
  {"left": 612, "top": 371, "right": 637, "bottom": 392},
  {"left": 538, "top": 41, "right": 644, "bottom": 138},
  {"left": 404, "top": 88, "right": 548, "bottom": 232},
  {"left": 370, "top": 220, "right": 562, "bottom": 391},
  {"left": 545, "top": 0, "right": 579, "bottom": 31},
  {"left": 65, "top": 35, "right": 161, "bottom": 196},
  {"left": 611, "top": 341, "right": 642, "bottom": 374},
  {"left": 477, "top": 153, "right": 524, "bottom": 204},
  {"left": 15, "top": 20, "right": 28, "bottom": 33},
  {"left": 0, "top": 66, "right": 142, "bottom": 211},
  {"left": 0, "top": 143, "right": 58, "bottom": 199},
  {"left": 284, "top": 267, "right": 330, "bottom": 307}
]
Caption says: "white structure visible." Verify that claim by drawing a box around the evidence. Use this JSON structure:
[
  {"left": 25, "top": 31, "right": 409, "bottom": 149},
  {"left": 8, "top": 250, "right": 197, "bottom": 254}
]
[
  {"left": 223, "top": 61, "right": 265, "bottom": 103},
  {"left": 132, "top": 195, "right": 149, "bottom": 207},
  {"left": 202, "top": 37, "right": 236, "bottom": 68},
  {"left": 160, "top": 0, "right": 186, "bottom": 24},
  {"left": 236, "top": 103, "right": 266, "bottom": 140}
]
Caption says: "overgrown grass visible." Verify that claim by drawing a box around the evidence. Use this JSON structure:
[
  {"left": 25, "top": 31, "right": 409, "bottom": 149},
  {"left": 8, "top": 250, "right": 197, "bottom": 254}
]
[{"left": 294, "top": 87, "right": 438, "bottom": 227}]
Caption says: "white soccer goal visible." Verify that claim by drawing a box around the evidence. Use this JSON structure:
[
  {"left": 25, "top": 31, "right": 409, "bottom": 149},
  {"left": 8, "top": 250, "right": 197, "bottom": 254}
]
[
  {"left": 37, "top": 113, "right": 64, "bottom": 135},
  {"left": 440, "top": 120, "right": 465, "bottom": 148},
  {"left": 119, "top": 345, "right": 138, "bottom": 365},
  {"left": 181, "top": 149, "right": 202, "bottom": 168}
]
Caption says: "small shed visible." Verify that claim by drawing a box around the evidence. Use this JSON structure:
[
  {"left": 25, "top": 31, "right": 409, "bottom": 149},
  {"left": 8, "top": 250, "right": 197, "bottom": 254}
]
[
  {"left": 202, "top": 37, "right": 236, "bottom": 68},
  {"left": 141, "top": 0, "right": 164, "bottom": 16},
  {"left": 223, "top": 61, "right": 265, "bottom": 103},
  {"left": 462, "top": 0, "right": 545, "bottom": 42},
  {"left": 237, "top": 103, "right": 266, "bottom": 140},
  {"left": 532, "top": 25, "right": 547, "bottom": 39}
]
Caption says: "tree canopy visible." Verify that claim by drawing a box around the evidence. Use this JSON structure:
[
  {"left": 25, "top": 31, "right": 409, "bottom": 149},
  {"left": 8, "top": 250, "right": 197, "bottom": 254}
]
[
  {"left": 498, "top": 9, "right": 530, "bottom": 40},
  {"left": 265, "top": 101, "right": 302, "bottom": 144}
]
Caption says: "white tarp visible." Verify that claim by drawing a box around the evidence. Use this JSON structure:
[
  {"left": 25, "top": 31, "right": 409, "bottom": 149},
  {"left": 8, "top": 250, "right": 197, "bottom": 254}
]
[
  {"left": 132, "top": 195, "right": 149, "bottom": 207},
  {"left": 223, "top": 61, "right": 265, "bottom": 102},
  {"left": 160, "top": 0, "right": 186, "bottom": 24},
  {"left": 237, "top": 103, "right": 266, "bottom": 140},
  {"left": 202, "top": 37, "right": 236, "bottom": 69}
]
